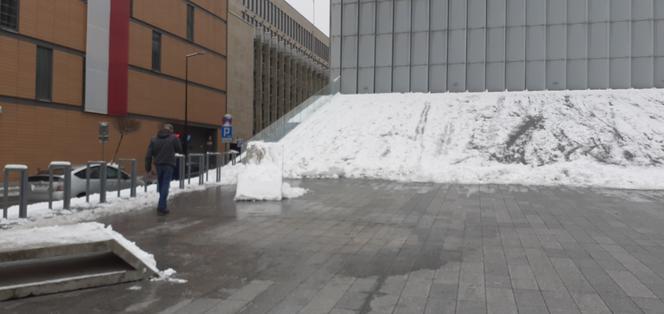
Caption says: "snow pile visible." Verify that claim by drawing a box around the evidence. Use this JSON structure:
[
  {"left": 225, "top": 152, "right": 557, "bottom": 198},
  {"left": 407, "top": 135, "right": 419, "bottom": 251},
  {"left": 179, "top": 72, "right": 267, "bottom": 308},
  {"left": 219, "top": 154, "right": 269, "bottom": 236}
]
[
  {"left": 235, "top": 142, "right": 308, "bottom": 201},
  {"left": 280, "top": 89, "right": 664, "bottom": 189},
  {"left": 0, "top": 222, "right": 184, "bottom": 282}
]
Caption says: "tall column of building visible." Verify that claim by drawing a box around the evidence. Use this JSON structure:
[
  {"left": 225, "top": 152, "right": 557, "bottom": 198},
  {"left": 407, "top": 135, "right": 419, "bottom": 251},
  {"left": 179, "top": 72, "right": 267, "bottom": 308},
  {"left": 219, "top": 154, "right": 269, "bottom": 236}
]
[
  {"left": 262, "top": 38, "right": 271, "bottom": 129},
  {"left": 253, "top": 36, "right": 263, "bottom": 133}
]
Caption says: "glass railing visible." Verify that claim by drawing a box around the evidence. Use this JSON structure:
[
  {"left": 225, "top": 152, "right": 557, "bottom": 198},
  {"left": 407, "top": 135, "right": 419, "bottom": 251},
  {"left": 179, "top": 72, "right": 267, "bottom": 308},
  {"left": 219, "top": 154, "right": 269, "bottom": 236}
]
[{"left": 249, "top": 76, "right": 340, "bottom": 143}]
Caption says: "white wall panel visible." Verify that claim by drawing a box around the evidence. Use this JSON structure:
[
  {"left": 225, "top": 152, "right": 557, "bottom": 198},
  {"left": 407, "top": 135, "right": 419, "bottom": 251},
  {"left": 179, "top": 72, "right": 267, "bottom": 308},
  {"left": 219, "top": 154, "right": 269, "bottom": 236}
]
[
  {"left": 358, "top": 67, "right": 375, "bottom": 93},
  {"left": 447, "top": 64, "right": 465, "bottom": 91},
  {"left": 567, "top": 59, "right": 588, "bottom": 89},
  {"left": 486, "top": 62, "right": 505, "bottom": 91},
  {"left": 429, "top": 31, "right": 447, "bottom": 64},
  {"left": 526, "top": 61, "right": 545, "bottom": 90},
  {"left": 411, "top": 32, "right": 429, "bottom": 65},
  {"left": 411, "top": 65, "right": 429, "bottom": 91},
  {"left": 429, "top": 64, "right": 447, "bottom": 92}
]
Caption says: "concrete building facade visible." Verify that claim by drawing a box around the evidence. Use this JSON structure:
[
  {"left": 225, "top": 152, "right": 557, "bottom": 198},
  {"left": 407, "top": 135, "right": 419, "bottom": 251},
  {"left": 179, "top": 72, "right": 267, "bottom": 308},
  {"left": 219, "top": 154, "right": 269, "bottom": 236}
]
[
  {"left": 331, "top": 0, "right": 664, "bottom": 94},
  {"left": 231, "top": 0, "right": 329, "bottom": 135},
  {"left": 0, "top": 0, "right": 228, "bottom": 177}
]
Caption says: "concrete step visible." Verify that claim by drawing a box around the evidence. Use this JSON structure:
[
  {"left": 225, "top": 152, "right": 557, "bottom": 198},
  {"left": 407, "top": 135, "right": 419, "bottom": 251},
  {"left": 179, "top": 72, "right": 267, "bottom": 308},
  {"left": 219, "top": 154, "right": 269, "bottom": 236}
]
[{"left": 0, "top": 224, "right": 159, "bottom": 301}]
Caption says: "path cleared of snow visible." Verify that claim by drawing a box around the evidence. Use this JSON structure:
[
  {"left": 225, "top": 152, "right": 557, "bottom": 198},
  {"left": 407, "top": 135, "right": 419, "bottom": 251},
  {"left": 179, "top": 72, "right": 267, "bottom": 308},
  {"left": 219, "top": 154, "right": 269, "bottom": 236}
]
[{"left": 280, "top": 89, "right": 664, "bottom": 189}]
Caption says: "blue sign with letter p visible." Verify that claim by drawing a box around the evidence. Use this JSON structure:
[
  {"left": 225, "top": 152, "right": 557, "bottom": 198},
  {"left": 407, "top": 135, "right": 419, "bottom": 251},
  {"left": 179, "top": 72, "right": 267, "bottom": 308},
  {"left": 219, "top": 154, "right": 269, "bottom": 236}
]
[{"left": 221, "top": 126, "right": 233, "bottom": 143}]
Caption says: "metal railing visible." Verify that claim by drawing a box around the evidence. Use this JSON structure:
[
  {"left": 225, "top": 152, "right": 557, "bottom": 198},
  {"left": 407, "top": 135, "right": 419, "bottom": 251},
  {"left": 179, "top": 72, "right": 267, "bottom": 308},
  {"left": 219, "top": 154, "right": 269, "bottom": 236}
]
[{"left": 250, "top": 76, "right": 339, "bottom": 144}]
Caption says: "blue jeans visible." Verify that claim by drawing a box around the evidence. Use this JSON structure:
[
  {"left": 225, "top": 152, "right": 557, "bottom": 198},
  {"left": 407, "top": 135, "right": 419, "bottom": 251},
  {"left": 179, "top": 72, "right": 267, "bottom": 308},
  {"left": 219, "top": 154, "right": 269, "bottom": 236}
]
[{"left": 156, "top": 165, "right": 175, "bottom": 211}]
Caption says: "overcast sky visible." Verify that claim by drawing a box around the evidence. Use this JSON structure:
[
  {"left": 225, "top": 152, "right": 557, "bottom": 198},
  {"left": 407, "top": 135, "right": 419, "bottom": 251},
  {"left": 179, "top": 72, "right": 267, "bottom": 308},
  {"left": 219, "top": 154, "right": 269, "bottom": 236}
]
[{"left": 285, "top": 0, "right": 330, "bottom": 35}]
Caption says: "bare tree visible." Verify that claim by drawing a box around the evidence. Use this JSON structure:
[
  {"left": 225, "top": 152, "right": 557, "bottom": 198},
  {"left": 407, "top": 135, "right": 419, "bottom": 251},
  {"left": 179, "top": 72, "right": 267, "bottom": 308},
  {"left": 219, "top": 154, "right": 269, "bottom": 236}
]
[{"left": 112, "top": 117, "right": 142, "bottom": 162}]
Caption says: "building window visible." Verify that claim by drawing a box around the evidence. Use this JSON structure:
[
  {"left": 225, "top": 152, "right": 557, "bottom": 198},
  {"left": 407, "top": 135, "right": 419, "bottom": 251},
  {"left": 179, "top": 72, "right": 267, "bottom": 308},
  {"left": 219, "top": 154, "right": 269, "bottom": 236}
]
[
  {"left": 186, "top": 4, "right": 194, "bottom": 41},
  {"left": 152, "top": 30, "right": 161, "bottom": 71},
  {"left": 36, "top": 46, "right": 53, "bottom": 101},
  {"left": 0, "top": 0, "right": 19, "bottom": 31}
]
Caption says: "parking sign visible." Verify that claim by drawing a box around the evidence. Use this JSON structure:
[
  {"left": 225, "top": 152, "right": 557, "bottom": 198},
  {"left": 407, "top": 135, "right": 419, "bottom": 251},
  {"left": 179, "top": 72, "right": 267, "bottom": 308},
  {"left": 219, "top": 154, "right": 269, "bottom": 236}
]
[{"left": 221, "top": 126, "right": 233, "bottom": 143}]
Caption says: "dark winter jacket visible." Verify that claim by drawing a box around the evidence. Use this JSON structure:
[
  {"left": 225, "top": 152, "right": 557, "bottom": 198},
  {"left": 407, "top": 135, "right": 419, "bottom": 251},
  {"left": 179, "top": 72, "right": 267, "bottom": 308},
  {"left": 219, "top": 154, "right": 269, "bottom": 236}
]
[{"left": 145, "top": 130, "right": 183, "bottom": 171}]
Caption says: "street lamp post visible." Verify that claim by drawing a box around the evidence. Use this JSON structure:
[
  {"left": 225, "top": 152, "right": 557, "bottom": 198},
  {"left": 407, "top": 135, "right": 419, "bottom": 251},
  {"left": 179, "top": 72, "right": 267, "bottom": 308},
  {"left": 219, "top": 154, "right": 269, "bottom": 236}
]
[{"left": 184, "top": 51, "right": 205, "bottom": 156}]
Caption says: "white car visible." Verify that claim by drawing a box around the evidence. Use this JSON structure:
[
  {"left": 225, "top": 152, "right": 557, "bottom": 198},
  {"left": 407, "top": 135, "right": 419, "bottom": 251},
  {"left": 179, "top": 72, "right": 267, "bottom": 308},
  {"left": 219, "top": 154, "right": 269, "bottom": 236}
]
[{"left": 28, "top": 164, "right": 145, "bottom": 202}]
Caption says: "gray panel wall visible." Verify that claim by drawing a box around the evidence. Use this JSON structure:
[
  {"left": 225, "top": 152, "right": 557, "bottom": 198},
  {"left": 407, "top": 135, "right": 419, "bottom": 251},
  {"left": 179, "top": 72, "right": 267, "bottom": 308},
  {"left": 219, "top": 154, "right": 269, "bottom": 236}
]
[{"left": 331, "top": 0, "right": 664, "bottom": 93}]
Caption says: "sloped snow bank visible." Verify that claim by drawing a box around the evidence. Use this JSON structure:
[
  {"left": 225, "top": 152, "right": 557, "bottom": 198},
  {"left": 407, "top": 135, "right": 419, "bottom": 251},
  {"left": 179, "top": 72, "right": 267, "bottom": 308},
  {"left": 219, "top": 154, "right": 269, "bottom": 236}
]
[
  {"left": 235, "top": 142, "right": 308, "bottom": 201},
  {"left": 280, "top": 89, "right": 664, "bottom": 189},
  {"left": 0, "top": 222, "right": 185, "bottom": 282}
]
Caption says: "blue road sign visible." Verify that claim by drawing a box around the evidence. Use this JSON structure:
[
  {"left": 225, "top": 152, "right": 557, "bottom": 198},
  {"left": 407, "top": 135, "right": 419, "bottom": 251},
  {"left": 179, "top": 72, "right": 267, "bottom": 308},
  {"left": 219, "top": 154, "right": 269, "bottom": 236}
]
[{"left": 221, "top": 126, "right": 233, "bottom": 143}]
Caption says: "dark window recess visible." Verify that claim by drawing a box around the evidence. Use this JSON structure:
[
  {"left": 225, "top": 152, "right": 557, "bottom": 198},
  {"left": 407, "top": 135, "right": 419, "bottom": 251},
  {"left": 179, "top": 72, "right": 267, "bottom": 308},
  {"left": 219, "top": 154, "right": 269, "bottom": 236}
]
[
  {"left": 0, "top": 0, "right": 18, "bottom": 31},
  {"left": 152, "top": 30, "right": 161, "bottom": 71},
  {"left": 36, "top": 46, "right": 53, "bottom": 101},
  {"left": 186, "top": 4, "right": 194, "bottom": 41}
]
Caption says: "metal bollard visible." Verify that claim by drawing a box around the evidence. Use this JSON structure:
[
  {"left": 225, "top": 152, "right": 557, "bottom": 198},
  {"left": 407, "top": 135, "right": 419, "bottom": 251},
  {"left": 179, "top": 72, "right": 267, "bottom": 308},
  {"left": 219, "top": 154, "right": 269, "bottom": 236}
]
[
  {"left": 206, "top": 152, "right": 222, "bottom": 183},
  {"left": 85, "top": 161, "right": 107, "bottom": 203},
  {"left": 48, "top": 161, "right": 72, "bottom": 210},
  {"left": 187, "top": 154, "right": 205, "bottom": 185},
  {"left": 3, "top": 164, "right": 29, "bottom": 219},
  {"left": 224, "top": 151, "right": 239, "bottom": 166},
  {"left": 117, "top": 159, "right": 137, "bottom": 198},
  {"left": 176, "top": 154, "right": 185, "bottom": 189}
]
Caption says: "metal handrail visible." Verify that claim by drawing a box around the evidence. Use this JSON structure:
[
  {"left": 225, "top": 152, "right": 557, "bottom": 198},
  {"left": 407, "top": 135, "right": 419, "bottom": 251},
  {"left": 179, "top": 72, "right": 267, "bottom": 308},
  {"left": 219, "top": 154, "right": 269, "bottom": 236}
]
[{"left": 250, "top": 76, "right": 339, "bottom": 145}]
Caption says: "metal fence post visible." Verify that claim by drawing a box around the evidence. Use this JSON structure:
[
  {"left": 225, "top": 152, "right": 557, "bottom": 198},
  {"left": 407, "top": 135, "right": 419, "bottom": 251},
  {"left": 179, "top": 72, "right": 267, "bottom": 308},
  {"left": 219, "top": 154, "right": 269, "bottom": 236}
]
[
  {"left": 85, "top": 161, "right": 107, "bottom": 203},
  {"left": 3, "top": 165, "right": 29, "bottom": 219},
  {"left": 48, "top": 161, "right": 72, "bottom": 210},
  {"left": 176, "top": 154, "right": 185, "bottom": 189},
  {"left": 187, "top": 154, "right": 192, "bottom": 185},
  {"left": 2, "top": 172, "right": 7, "bottom": 219},
  {"left": 100, "top": 163, "right": 107, "bottom": 203},
  {"left": 207, "top": 152, "right": 222, "bottom": 183},
  {"left": 198, "top": 156, "right": 205, "bottom": 185},
  {"left": 187, "top": 153, "right": 205, "bottom": 185},
  {"left": 205, "top": 153, "right": 210, "bottom": 182},
  {"left": 118, "top": 159, "right": 137, "bottom": 198}
]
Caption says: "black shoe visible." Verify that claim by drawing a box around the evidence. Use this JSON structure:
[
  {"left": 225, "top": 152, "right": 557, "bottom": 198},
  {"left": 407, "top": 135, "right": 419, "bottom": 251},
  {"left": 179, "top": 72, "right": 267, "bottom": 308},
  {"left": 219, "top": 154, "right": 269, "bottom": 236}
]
[{"left": 157, "top": 209, "right": 170, "bottom": 215}]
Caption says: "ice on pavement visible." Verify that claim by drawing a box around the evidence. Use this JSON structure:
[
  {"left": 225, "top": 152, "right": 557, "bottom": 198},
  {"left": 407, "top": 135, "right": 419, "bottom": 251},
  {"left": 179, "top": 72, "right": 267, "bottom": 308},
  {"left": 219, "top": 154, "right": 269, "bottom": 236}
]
[
  {"left": 279, "top": 89, "right": 664, "bottom": 189},
  {"left": 235, "top": 142, "right": 308, "bottom": 201}
]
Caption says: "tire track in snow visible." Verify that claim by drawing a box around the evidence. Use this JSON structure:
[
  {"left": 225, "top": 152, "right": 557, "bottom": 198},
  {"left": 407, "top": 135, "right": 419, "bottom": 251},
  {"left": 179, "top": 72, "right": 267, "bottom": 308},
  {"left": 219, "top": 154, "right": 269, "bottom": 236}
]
[{"left": 415, "top": 102, "right": 432, "bottom": 164}]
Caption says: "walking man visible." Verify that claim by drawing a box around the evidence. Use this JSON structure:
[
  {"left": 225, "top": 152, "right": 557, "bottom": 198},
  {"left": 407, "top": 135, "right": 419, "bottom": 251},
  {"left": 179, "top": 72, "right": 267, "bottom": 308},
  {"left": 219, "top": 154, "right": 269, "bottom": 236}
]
[{"left": 145, "top": 123, "right": 183, "bottom": 215}]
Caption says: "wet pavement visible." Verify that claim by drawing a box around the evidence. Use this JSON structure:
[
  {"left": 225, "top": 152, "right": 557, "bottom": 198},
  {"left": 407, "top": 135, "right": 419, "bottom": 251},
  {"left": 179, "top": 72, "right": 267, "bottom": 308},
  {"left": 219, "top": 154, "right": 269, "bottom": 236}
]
[{"left": 3, "top": 179, "right": 664, "bottom": 314}]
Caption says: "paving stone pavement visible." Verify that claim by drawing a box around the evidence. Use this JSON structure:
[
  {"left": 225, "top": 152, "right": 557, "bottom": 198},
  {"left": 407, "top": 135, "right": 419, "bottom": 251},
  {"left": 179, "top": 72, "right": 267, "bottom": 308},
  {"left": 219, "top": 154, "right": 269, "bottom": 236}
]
[{"left": 2, "top": 179, "right": 664, "bottom": 314}]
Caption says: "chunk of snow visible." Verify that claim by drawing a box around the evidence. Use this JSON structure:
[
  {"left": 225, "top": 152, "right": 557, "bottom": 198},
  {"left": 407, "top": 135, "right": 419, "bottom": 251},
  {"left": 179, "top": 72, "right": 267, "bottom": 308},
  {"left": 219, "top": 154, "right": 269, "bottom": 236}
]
[
  {"left": 282, "top": 183, "right": 308, "bottom": 199},
  {"left": 235, "top": 142, "right": 284, "bottom": 201}
]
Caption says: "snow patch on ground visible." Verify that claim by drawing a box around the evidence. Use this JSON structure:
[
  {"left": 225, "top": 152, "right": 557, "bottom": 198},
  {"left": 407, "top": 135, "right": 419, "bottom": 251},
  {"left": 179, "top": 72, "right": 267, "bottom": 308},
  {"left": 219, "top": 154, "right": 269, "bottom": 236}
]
[
  {"left": 235, "top": 142, "right": 309, "bottom": 201},
  {"left": 280, "top": 89, "right": 664, "bottom": 189}
]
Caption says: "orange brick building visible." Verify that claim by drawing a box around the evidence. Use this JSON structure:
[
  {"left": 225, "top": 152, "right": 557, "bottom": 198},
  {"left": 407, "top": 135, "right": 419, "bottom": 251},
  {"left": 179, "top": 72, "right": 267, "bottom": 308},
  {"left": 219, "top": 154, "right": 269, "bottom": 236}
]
[{"left": 0, "top": 0, "right": 228, "bottom": 177}]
